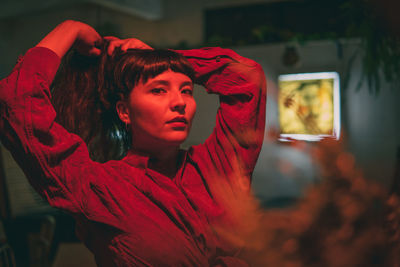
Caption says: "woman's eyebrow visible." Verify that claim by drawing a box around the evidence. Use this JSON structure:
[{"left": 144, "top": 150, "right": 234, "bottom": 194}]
[
  {"left": 147, "top": 80, "right": 170, "bottom": 87},
  {"left": 180, "top": 81, "right": 193, "bottom": 87},
  {"left": 146, "top": 80, "right": 193, "bottom": 88}
]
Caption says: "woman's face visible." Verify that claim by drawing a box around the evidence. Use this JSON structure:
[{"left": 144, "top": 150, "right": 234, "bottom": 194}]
[{"left": 118, "top": 69, "right": 196, "bottom": 151}]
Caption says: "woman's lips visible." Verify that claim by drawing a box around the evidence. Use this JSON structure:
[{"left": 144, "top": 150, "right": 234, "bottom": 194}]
[
  {"left": 166, "top": 117, "right": 188, "bottom": 129},
  {"left": 166, "top": 117, "right": 188, "bottom": 124}
]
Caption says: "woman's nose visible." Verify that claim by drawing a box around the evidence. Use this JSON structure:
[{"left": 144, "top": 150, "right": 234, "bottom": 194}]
[{"left": 170, "top": 93, "right": 186, "bottom": 113}]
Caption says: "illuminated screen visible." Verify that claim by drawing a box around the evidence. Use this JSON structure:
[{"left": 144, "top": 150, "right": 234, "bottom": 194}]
[{"left": 278, "top": 72, "right": 340, "bottom": 141}]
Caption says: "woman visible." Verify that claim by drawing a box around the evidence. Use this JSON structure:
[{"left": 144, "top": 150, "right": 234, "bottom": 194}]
[{"left": 0, "top": 20, "right": 266, "bottom": 266}]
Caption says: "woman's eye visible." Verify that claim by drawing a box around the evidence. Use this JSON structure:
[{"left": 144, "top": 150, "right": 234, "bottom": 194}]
[
  {"left": 151, "top": 88, "right": 166, "bottom": 94},
  {"left": 182, "top": 89, "right": 193, "bottom": 96}
]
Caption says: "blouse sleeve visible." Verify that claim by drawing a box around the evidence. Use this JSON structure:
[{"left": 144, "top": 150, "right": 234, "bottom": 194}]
[
  {"left": 177, "top": 48, "right": 266, "bottom": 188},
  {"left": 0, "top": 47, "right": 100, "bottom": 215}
]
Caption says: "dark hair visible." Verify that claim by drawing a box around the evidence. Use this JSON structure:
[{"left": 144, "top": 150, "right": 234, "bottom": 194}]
[{"left": 51, "top": 44, "right": 195, "bottom": 162}]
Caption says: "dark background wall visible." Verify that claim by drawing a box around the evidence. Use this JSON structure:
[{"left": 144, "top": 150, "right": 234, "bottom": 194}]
[{"left": 0, "top": 0, "right": 399, "bottom": 265}]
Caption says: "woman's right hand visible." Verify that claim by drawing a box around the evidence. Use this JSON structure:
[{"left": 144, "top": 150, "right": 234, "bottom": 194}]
[
  {"left": 36, "top": 20, "right": 102, "bottom": 58},
  {"left": 74, "top": 22, "right": 102, "bottom": 56},
  {"left": 103, "top": 36, "right": 152, "bottom": 56}
]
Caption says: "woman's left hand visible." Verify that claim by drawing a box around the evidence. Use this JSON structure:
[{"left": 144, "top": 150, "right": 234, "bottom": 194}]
[{"left": 104, "top": 36, "right": 152, "bottom": 55}]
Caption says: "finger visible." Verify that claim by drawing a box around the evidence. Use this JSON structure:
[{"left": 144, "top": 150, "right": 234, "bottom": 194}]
[
  {"left": 139, "top": 44, "right": 152, "bottom": 50},
  {"left": 107, "top": 43, "right": 115, "bottom": 55},
  {"left": 121, "top": 40, "right": 152, "bottom": 51},
  {"left": 142, "top": 42, "right": 152, "bottom": 49},
  {"left": 94, "top": 38, "right": 103, "bottom": 49},
  {"left": 133, "top": 40, "right": 152, "bottom": 49},
  {"left": 87, "top": 31, "right": 102, "bottom": 47},
  {"left": 88, "top": 47, "right": 102, "bottom": 57},
  {"left": 143, "top": 44, "right": 153, "bottom": 49},
  {"left": 108, "top": 42, "right": 123, "bottom": 55},
  {"left": 107, "top": 40, "right": 126, "bottom": 55},
  {"left": 121, "top": 41, "right": 137, "bottom": 51},
  {"left": 103, "top": 36, "right": 120, "bottom": 41}
]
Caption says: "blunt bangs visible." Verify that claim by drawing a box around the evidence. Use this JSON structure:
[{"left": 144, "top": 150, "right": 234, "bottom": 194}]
[{"left": 112, "top": 49, "right": 195, "bottom": 97}]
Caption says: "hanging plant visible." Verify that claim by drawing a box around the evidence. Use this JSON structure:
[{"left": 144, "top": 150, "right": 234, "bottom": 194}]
[
  {"left": 205, "top": 0, "right": 400, "bottom": 94},
  {"left": 341, "top": 0, "right": 400, "bottom": 94}
]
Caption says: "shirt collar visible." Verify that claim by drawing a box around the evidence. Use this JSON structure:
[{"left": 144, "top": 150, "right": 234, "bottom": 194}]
[
  {"left": 121, "top": 148, "right": 189, "bottom": 172},
  {"left": 122, "top": 150, "right": 150, "bottom": 169}
]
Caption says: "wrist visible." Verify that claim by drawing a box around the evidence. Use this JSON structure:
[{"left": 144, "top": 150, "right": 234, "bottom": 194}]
[
  {"left": 36, "top": 20, "right": 81, "bottom": 58},
  {"left": 72, "top": 21, "right": 92, "bottom": 41}
]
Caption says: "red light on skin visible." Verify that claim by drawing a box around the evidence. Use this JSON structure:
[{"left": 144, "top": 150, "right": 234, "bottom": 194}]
[
  {"left": 166, "top": 116, "right": 188, "bottom": 130},
  {"left": 167, "top": 122, "right": 187, "bottom": 130}
]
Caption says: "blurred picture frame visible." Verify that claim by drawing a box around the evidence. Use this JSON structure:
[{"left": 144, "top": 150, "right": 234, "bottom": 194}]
[{"left": 278, "top": 72, "right": 341, "bottom": 142}]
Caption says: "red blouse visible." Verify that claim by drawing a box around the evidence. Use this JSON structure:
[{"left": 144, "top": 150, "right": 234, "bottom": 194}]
[{"left": 0, "top": 47, "right": 266, "bottom": 266}]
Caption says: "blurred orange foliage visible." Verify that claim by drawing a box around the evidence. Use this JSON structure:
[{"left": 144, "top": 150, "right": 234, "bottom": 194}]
[{"left": 211, "top": 137, "right": 400, "bottom": 266}]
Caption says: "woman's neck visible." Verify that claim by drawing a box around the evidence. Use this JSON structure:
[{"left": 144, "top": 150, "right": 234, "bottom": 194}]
[{"left": 130, "top": 145, "right": 181, "bottom": 178}]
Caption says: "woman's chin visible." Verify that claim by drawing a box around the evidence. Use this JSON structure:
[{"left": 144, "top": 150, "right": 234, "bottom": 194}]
[
  {"left": 162, "top": 133, "right": 189, "bottom": 146},
  {"left": 165, "top": 137, "right": 187, "bottom": 146}
]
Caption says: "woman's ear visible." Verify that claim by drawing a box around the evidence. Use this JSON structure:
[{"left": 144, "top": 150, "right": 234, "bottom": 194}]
[{"left": 116, "top": 100, "right": 131, "bottom": 124}]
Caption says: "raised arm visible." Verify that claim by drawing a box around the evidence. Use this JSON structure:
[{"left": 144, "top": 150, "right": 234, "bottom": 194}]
[
  {"left": 0, "top": 21, "right": 105, "bottom": 215},
  {"left": 178, "top": 48, "right": 267, "bottom": 187},
  {"left": 36, "top": 20, "right": 102, "bottom": 58}
]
